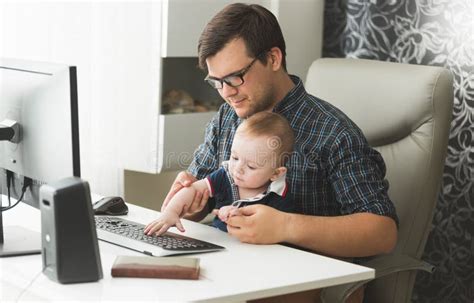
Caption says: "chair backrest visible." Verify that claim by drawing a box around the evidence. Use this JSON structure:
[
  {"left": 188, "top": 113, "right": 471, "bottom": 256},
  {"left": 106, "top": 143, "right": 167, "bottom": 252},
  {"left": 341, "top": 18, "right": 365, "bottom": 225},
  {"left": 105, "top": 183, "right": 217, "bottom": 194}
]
[{"left": 305, "top": 58, "right": 453, "bottom": 302}]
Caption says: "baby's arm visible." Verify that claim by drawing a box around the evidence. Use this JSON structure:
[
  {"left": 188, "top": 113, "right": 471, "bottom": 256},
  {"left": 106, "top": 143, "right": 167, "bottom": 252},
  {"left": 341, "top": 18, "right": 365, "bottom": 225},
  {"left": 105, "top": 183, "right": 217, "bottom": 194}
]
[{"left": 144, "top": 179, "right": 210, "bottom": 236}]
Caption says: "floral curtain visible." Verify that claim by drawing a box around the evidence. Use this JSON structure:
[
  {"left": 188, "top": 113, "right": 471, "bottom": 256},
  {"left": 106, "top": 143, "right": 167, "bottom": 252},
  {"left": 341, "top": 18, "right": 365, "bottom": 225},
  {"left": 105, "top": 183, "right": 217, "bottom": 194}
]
[{"left": 323, "top": 1, "right": 473, "bottom": 302}]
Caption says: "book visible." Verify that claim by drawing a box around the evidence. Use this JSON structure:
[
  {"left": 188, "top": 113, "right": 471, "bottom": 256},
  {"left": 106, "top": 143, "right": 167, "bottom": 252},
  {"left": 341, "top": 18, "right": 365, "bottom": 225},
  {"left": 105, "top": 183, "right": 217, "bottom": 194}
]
[{"left": 111, "top": 256, "right": 200, "bottom": 280}]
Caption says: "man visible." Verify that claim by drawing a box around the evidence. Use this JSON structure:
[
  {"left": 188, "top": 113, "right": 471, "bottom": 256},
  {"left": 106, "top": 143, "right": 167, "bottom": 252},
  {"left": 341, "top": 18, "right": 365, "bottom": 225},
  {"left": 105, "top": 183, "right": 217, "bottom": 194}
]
[{"left": 160, "top": 3, "right": 398, "bottom": 302}]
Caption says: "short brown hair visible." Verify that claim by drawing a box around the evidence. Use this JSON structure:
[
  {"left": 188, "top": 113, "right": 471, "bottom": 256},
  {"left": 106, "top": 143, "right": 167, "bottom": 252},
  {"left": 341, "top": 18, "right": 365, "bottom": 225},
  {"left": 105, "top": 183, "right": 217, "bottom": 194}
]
[
  {"left": 198, "top": 3, "right": 286, "bottom": 71},
  {"left": 237, "top": 112, "right": 294, "bottom": 165}
]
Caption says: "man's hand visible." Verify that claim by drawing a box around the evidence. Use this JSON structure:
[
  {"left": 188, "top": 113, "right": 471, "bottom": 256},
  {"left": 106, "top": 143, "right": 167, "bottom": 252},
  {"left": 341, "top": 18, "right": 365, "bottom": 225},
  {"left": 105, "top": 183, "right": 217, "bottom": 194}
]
[
  {"left": 228, "top": 208, "right": 398, "bottom": 257},
  {"left": 162, "top": 171, "right": 208, "bottom": 218},
  {"left": 226, "top": 204, "right": 290, "bottom": 244}
]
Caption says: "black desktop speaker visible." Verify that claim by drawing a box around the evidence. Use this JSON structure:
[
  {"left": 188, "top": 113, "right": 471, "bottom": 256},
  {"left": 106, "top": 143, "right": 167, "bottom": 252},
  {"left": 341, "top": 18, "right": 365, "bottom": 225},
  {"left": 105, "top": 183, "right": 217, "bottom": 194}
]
[{"left": 39, "top": 177, "right": 103, "bottom": 284}]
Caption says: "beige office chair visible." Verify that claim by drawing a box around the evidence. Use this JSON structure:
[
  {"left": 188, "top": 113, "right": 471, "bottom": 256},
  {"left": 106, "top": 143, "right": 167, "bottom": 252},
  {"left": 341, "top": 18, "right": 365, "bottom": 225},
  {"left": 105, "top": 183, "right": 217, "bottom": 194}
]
[{"left": 304, "top": 58, "right": 453, "bottom": 303}]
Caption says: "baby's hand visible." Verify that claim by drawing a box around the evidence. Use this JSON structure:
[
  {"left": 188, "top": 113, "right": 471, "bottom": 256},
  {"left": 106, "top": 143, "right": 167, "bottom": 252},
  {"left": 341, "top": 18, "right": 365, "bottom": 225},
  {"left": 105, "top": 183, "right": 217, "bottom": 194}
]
[
  {"left": 217, "top": 205, "right": 239, "bottom": 222},
  {"left": 144, "top": 211, "right": 184, "bottom": 236}
]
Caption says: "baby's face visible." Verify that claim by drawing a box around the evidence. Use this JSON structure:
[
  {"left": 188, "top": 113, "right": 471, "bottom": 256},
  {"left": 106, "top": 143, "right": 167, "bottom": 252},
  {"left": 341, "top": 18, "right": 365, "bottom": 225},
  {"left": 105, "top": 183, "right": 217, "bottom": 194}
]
[{"left": 229, "top": 132, "right": 280, "bottom": 190}]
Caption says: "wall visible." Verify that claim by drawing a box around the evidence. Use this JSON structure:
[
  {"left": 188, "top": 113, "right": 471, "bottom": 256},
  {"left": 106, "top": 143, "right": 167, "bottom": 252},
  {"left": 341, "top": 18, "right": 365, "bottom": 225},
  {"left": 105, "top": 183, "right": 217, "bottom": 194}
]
[
  {"left": 323, "top": 1, "right": 473, "bottom": 302},
  {"left": 0, "top": 2, "right": 162, "bottom": 197},
  {"left": 275, "top": 0, "right": 325, "bottom": 81},
  {"left": 124, "top": 169, "right": 178, "bottom": 211}
]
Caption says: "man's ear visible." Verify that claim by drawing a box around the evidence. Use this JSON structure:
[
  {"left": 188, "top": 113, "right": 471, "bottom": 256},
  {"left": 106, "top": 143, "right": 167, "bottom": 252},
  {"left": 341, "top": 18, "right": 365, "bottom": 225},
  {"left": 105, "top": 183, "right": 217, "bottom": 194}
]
[
  {"left": 270, "top": 166, "right": 287, "bottom": 181},
  {"left": 268, "top": 47, "right": 283, "bottom": 71}
]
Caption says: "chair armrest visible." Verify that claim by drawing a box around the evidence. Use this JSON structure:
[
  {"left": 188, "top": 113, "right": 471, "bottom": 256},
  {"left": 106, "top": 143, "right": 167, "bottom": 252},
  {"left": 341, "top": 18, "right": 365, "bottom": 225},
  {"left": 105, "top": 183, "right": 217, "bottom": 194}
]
[{"left": 320, "top": 254, "right": 435, "bottom": 303}]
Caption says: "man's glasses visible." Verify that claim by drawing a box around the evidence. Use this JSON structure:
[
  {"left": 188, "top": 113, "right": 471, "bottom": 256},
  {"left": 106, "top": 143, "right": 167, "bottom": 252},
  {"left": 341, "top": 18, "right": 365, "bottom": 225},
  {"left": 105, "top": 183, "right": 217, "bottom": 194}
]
[{"left": 204, "top": 56, "right": 260, "bottom": 90}]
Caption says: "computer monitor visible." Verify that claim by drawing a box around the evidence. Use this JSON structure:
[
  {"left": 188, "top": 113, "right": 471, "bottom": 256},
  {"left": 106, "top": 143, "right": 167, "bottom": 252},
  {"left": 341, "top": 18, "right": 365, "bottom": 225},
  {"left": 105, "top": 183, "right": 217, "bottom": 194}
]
[{"left": 0, "top": 58, "right": 80, "bottom": 257}]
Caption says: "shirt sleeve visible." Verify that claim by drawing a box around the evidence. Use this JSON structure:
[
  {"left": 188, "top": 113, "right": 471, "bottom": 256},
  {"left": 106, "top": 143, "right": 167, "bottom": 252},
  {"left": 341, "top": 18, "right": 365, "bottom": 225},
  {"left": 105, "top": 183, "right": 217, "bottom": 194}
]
[
  {"left": 205, "top": 167, "right": 228, "bottom": 210},
  {"left": 266, "top": 193, "right": 296, "bottom": 214},
  {"left": 327, "top": 129, "right": 399, "bottom": 225},
  {"left": 187, "top": 112, "right": 221, "bottom": 179},
  {"left": 206, "top": 168, "right": 226, "bottom": 197}
]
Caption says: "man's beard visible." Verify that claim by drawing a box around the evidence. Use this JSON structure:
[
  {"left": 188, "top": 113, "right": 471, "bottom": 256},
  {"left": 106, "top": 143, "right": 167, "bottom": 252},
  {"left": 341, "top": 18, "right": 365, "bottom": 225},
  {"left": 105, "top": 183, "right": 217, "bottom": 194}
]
[{"left": 244, "top": 91, "right": 276, "bottom": 118}]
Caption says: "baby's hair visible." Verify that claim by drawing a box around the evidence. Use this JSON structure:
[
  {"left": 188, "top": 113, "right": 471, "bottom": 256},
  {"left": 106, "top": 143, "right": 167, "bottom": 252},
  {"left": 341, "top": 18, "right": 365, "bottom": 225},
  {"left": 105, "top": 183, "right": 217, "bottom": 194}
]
[{"left": 237, "top": 112, "right": 294, "bottom": 165}]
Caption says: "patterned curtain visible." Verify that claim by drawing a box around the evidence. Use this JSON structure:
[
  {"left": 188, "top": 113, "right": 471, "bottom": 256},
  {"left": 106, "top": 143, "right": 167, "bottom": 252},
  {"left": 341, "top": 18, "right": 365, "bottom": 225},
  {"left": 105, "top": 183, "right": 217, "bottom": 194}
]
[{"left": 322, "top": 1, "right": 473, "bottom": 302}]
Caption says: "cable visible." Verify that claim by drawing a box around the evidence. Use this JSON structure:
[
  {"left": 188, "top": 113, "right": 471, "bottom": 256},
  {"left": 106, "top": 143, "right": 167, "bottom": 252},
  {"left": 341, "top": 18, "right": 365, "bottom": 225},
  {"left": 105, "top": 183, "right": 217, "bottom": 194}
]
[
  {"left": 0, "top": 176, "right": 32, "bottom": 212},
  {"left": 5, "top": 170, "right": 13, "bottom": 207}
]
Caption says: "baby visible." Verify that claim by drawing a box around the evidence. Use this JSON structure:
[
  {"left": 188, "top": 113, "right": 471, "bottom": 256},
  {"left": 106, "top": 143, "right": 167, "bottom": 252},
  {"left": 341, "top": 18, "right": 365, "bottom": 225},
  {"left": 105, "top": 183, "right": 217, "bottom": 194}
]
[{"left": 145, "top": 111, "right": 295, "bottom": 235}]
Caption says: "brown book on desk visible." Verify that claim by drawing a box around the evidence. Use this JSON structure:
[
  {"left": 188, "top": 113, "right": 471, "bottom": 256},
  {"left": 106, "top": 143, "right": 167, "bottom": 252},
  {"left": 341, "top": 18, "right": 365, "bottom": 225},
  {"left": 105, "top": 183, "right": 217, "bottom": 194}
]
[{"left": 111, "top": 256, "right": 200, "bottom": 280}]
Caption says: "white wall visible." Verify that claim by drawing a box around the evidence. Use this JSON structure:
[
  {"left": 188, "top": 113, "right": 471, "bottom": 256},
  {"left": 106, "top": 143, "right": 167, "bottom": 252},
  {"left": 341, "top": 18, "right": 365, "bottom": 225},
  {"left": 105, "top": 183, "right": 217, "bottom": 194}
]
[
  {"left": 0, "top": 2, "right": 162, "bottom": 196},
  {"left": 275, "top": 0, "right": 325, "bottom": 81}
]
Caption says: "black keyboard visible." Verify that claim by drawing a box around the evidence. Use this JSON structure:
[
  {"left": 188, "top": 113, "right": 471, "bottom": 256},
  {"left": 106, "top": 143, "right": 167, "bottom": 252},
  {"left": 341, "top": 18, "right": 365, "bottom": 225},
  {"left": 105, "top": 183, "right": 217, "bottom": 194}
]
[{"left": 95, "top": 216, "right": 224, "bottom": 252}]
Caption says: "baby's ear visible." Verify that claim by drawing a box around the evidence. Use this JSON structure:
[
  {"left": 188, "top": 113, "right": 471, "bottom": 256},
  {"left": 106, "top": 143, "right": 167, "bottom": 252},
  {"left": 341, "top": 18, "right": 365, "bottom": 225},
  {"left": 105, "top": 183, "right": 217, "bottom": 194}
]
[{"left": 270, "top": 166, "right": 287, "bottom": 181}]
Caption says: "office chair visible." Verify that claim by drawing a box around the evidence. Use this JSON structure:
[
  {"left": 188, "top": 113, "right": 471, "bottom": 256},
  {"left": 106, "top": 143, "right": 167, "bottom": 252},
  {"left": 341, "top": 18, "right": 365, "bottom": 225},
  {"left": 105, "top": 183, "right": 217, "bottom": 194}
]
[{"left": 304, "top": 58, "right": 453, "bottom": 303}]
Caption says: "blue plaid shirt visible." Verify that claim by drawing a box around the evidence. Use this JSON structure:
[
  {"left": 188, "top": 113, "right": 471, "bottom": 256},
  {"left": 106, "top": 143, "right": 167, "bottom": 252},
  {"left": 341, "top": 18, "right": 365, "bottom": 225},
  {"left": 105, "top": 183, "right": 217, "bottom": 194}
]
[{"left": 188, "top": 76, "right": 398, "bottom": 223}]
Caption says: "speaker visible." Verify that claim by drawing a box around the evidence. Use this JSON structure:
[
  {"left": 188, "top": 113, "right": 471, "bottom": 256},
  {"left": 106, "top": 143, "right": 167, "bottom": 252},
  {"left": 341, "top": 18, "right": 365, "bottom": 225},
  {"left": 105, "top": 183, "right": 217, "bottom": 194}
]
[{"left": 40, "top": 177, "right": 103, "bottom": 283}]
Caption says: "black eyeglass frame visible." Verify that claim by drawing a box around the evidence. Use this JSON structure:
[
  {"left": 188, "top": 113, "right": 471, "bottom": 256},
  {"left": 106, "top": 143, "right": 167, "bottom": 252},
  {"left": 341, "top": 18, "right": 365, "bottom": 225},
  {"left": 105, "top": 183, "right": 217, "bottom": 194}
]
[{"left": 204, "top": 52, "right": 266, "bottom": 89}]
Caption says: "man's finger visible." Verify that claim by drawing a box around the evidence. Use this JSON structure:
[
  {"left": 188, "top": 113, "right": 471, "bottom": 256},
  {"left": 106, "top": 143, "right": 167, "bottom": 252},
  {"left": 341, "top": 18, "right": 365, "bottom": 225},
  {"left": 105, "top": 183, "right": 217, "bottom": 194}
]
[
  {"left": 181, "top": 204, "right": 189, "bottom": 217},
  {"left": 226, "top": 224, "right": 241, "bottom": 237},
  {"left": 199, "top": 189, "right": 209, "bottom": 210},
  {"left": 189, "top": 191, "right": 203, "bottom": 213},
  {"left": 235, "top": 204, "right": 259, "bottom": 216},
  {"left": 194, "top": 190, "right": 203, "bottom": 204},
  {"left": 183, "top": 179, "right": 192, "bottom": 186},
  {"left": 179, "top": 171, "right": 195, "bottom": 187},
  {"left": 226, "top": 214, "right": 247, "bottom": 227}
]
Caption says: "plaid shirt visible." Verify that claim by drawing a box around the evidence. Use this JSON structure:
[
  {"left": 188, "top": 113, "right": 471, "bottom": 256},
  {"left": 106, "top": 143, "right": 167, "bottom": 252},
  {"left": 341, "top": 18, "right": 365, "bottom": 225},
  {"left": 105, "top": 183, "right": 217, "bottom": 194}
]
[{"left": 188, "top": 76, "right": 398, "bottom": 223}]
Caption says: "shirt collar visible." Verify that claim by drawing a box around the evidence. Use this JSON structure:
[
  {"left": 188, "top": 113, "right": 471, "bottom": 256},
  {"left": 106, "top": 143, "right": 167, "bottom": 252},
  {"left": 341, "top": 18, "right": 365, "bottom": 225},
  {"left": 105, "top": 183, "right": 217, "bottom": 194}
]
[
  {"left": 267, "top": 172, "right": 288, "bottom": 197},
  {"left": 273, "top": 75, "right": 307, "bottom": 114}
]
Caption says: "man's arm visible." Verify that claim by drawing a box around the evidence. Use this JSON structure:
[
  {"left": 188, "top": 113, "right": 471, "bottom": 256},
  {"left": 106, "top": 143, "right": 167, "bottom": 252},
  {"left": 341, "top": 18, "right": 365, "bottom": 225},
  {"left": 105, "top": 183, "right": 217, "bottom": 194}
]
[{"left": 226, "top": 205, "right": 397, "bottom": 257}]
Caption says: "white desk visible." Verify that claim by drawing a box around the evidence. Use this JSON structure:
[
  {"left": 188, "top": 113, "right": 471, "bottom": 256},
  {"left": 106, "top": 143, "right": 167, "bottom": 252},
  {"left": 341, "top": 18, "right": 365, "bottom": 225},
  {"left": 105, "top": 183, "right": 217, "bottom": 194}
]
[{"left": 1, "top": 202, "right": 374, "bottom": 302}]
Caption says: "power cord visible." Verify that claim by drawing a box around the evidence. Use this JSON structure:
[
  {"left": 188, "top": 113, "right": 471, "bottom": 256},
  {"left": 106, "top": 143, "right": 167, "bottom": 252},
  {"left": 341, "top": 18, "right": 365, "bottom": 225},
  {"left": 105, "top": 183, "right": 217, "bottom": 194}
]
[
  {"left": 1, "top": 175, "right": 32, "bottom": 212},
  {"left": 5, "top": 170, "right": 13, "bottom": 208}
]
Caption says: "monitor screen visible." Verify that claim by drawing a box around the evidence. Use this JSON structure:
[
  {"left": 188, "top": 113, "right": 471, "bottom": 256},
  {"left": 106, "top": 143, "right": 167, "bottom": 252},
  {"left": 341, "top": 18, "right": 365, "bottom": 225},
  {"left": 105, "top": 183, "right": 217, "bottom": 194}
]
[{"left": 0, "top": 58, "right": 80, "bottom": 257}]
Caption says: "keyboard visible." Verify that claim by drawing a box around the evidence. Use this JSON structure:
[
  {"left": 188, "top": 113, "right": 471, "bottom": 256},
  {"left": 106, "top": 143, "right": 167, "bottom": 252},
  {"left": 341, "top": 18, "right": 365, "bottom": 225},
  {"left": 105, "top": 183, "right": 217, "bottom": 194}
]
[{"left": 95, "top": 216, "right": 225, "bottom": 256}]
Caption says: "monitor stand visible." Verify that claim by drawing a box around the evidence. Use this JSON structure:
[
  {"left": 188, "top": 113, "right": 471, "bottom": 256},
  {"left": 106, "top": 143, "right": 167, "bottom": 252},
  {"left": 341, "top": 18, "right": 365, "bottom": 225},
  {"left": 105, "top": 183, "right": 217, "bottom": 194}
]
[
  {"left": 0, "top": 225, "right": 42, "bottom": 257},
  {"left": 0, "top": 189, "right": 42, "bottom": 257}
]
